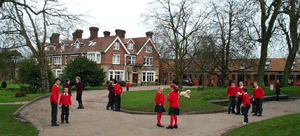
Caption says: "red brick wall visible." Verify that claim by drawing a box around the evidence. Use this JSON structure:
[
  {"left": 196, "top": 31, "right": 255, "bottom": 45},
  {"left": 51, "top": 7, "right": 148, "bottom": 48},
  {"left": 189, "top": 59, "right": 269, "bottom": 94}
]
[
  {"left": 136, "top": 41, "right": 159, "bottom": 66},
  {"left": 101, "top": 40, "right": 126, "bottom": 65}
]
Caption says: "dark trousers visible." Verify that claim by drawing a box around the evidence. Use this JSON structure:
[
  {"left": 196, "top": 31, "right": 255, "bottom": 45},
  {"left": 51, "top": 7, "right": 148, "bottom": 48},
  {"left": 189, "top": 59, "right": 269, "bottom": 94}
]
[
  {"left": 51, "top": 102, "right": 58, "bottom": 124},
  {"left": 251, "top": 100, "right": 256, "bottom": 113},
  {"left": 236, "top": 97, "right": 243, "bottom": 114},
  {"left": 61, "top": 105, "right": 69, "bottom": 122},
  {"left": 115, "top": 93, "right": 121, "bottom": 111},
  {"left": 126, "top": 87, "right": 129, "bottom": 91},
  {"left": 107, "top": 96, "right": 115, "bottom": 110},
  {"left": 228, "top": 96, "right": 236, "bottom": 113},
  {"left": 77, "top": 94, "right": 83, "bottom": 107},
  {"left": 275, "top": 93, "right": 280, "bottom": 101},
  {"left": 255, "top": 98, "right": 263, "bottom": 115},
  {"left": 243, "top": 105, "right": 250, "bottom": 123}
]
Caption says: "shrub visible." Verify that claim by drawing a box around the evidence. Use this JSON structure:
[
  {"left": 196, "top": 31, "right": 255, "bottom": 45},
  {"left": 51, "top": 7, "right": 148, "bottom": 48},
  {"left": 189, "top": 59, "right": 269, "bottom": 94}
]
[
  {"left": 1, "top": 80, "right": 7, "bottom": 89},
  {"left": 20, "top": 86, "right": 37, "bottom": 94},
  {"left": 106, "top": 80, "right": 111, "bottom": 85},
  {"left": 15, "top": 92, "right": 26, "bottom": 97},
  {"left": 118, "top": 81, "right": 126, "bottom": 86}
]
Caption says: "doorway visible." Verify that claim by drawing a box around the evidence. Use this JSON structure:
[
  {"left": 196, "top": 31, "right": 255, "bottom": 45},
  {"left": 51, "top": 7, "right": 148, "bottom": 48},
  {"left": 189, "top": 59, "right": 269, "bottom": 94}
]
[{"left": 132, "top": 74, "right": 138, "bottom": 85}]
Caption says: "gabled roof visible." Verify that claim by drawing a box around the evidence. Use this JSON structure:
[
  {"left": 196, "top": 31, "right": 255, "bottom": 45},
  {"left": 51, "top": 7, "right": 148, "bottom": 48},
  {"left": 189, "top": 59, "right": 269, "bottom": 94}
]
[{"left": 136, "top": 38, "right": 160, "bottom": 56}]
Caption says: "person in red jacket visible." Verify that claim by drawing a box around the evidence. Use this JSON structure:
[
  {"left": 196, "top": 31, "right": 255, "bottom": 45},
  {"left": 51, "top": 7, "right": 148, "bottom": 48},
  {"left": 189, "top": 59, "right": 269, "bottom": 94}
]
[
  {"left": 125, "top": 82, "right": 130, "bottom": 91},
  {"left": 63, "top": 79, "right": 72, "bottom": 96},
  {"left": 227, "top": 82, "right": 237, "bottom": 114},
  {"left": 59, "top": 87, "right": 72, "bottom": 124},
  {"left": 114, "top": 80, "right": 123, "bottom": 111},
  {"left": 253, "top": 82, "right": 264, "bottom": 116},
  {"left": 50, "top": 78, "right": 61, "bottom": 126},
  {"left": 242, "top": 88, "right": 250, "bottom": 124},
  {"left": 75, "top": 76, "right": 84, "bottom": 109},
  {"left": 106, "top": 80, "right": 115, "bottom": 110},
  {"left": 166, "top": 84, "right": 179, "bottom": 129},
  {"left": 236, "top": 81, "right": 245, "bottom": 115},
  {"left": 154, "top": 86, "right": 166, "bottom": 127}
]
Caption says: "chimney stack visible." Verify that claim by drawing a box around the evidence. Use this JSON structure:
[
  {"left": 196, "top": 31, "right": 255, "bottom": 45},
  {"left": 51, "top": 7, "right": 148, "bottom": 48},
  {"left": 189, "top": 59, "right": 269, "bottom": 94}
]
[
  {"left": 103, "top": 31, "right": 111, "bottom": 37},
  {"left": 115, "top": 29, "right": 126, "bottom": 39},
  {"left": 146, "top": 31, "right": 153, "bottom": 39},
  {"left": 72, "top": 29, "right": 83, "bottom": 41},
  {"left": 89, "top": 27, "right": 99, "bottom": 40},
  {"left": 50, "top": 33, "right": 60, "bottom": 45}
]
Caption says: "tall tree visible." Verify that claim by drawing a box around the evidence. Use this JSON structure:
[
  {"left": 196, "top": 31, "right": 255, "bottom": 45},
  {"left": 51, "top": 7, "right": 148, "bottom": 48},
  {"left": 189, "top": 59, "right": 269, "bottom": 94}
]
[{"left": 0, "top": 0, "right": 84, "bottom": 92}]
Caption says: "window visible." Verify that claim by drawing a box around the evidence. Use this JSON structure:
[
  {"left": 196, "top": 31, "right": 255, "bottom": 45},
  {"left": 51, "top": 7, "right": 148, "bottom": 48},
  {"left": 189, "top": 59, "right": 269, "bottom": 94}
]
[
  {"left": 88, "top": 41, "right": 96, "bottom": 46},
  {"left": 143, "top": 57, "right": 153, "bottom": 66},
  {"left": 96, "top": 53, "right": 101, "bottom": 64},
  {"left": 142, "top": 71, "right": 155, "bottom": 82},
  {"left": 128, "top": 56, "right": 136, "bottom": 65},
  {"left": 265, "top": 61, "right": 271, "bottom": 70},
  {"left": 70, "top": 55, "right": 78, "bottom": 61},
  {"left": 87, "top": 53, "right": 95, "bottom": 61},
  {"left": 45, "top": 47, "right": 49, "bottom": 51},
  {"left": 53, "top": 56, "right": 62, "bottom": 65},
  {"left": 54, "top": 46, "right": 56, "bottom": 50},
  {"left": 52, "top": 69, "right": 62, "bottom": 78},
  {"left": 270, "top": 75, "right": 275, "bottom": 80},
  {"left": 291, "top": 60, "right": 296, "bottom": 70},
  {"left": 112, "top": 54, "right": 120, "bottom": 64},
  {"left": 61, "top": 45, "right": 65, "bottom": 50},
  {"left": 108, "top": 70, "right": 125, "bottom": 81},
  {"left": 87, "top": 52, "right": 101, "bottom": 64},
  {"left": 47, "top": 57, "right": 51, "bottom": 65},
  {"left": 114, "top": 42, "right": 119, "bottom": 50},
  {"left": 145, "top": 46, "right": 152, "bottom": 53},
  {"left": 128, "top": 43, "right": 133, "bottom": 50},
  {"left": 65, "top": 55, "right": 67, "bottom": 64},
  {"left": 75, "top": 43, "right": 79, "bottom": 49}
]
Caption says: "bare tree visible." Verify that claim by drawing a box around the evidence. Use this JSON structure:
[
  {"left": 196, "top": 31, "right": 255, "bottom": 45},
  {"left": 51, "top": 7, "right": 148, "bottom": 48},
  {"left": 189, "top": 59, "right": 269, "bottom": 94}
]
[{"left": 0, "top": 0, "right": 85, "bottom": 92}]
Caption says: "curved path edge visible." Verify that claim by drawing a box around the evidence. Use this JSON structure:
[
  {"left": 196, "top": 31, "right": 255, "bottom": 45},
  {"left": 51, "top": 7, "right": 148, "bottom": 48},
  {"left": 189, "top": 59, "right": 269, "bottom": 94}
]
[{"left": 120, "top": 108, "right": 227, "bottom": 115}]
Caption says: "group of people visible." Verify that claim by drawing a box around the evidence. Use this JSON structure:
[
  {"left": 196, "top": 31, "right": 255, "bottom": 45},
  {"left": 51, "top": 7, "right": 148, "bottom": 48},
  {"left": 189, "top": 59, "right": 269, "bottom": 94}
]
[
  {"left": 106, "top": 79, "right": 123, "bottom": 111},
  {"left": 227, "top": 81, "right": 265, "bottom": 125},
  {"left": 50, "top": 76, "right": 84, "bottom": 126}
]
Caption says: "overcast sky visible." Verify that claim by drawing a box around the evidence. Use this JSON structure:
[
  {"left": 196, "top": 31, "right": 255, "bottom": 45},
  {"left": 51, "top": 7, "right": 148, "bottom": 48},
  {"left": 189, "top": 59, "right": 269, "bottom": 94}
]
[{"left": 64, "top": 0, "right": 152, "bottom": 39}]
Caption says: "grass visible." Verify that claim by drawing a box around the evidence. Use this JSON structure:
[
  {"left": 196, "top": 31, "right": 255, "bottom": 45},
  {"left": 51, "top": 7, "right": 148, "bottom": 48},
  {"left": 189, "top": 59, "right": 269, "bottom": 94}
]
[
  {"left": 0, "top": 104, "right": 38, "bottom": 136},
  {"left": 0, "top": 90, "right": 50, "bottom": 103},
  {"left": 226, "top": 113, "right": 300, "bottom": 136}
]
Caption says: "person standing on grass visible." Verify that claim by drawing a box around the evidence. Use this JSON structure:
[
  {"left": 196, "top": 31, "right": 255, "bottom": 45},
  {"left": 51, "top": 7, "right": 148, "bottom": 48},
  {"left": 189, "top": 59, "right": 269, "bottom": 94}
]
[
  {"left": 275, "top": 80, "right": 281, "bottom": 101},
  {"left": 236, "top": 81, "right": 245, "bottom": 115},
  {"left": 75, "top": 76, "right": 84, "bottom": 109},
  {"left": 50, "top": 78, "right": 61, "bottom": 126},
  {"left": 154, "top": 86, "right": 165, "bottom": 127},
  {"left": 125, "top": 82, "right": 130, "bottom": 91},
  {"left": 242, "top": 88, "right": 250, "bottom": 125},
  {"left": 1, "top": 79, "right": 7, "bottom": 90},
  {"left": 59, "top": 87, "right": 72, "bottom": 124},
  {"left": 166, "top": 84, "right": 179, "bottom": 129},
  {"left": 106, "top": 80, "right": 115, "bottom": 110},
  {"left": 227, "top": 82, "right": 237, "bottom": 114},
  {"left": 252, "top": 82, "right": 264, "bottom": 116},
  {"left": 63, "top": 79, "right": 72, "bottom": 96},
  {"left": 114, "top": 80, "right": 123, "bottom": 111}
]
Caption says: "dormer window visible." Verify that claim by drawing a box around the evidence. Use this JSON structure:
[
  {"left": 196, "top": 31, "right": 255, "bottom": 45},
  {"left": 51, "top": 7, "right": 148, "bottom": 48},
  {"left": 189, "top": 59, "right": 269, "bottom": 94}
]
[
  {"left": 265, "top": 61, "right": 271, "bottom": 70},
  {"left": 291, "top": 60, "right": 296, "bottom": 70},
  {"left": 240, "top": 62, "right": 246, "bottom": 70},
  {"left": 114, "top": 42, "right": 119, "bottom": 50},
  {"left": 76, "top": 43, "right": 79, "bottom": 49},
  {"left": 145, "top": 46, "right": 152, "bottom": 53},
  {"left": 61, "top": 45, "right": 65, "bottom": 51},
  {"left": 128, "top": 43, "right": 133, "bottom": 50},
  {"left": 53, "top": 46, "right": 56, "bottom": 50}
]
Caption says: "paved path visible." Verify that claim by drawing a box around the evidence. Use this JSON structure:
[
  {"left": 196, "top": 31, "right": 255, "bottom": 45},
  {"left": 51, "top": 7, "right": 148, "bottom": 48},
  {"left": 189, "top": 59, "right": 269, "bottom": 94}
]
[
  {"left": 0, "top": 101, "right": 29, "bottom": 105},
  {"left": 18, "top": 86, "right": 300, "bottom": 136}
]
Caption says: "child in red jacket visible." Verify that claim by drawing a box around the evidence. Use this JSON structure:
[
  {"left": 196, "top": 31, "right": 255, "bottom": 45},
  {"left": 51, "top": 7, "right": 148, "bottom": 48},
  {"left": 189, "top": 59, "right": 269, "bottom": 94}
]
[
  {"left": 50, "top": 78, "right": 61, "bottom": 126},
  {"left": 154, "top": 86, "right": 165, "bottom": 127},
  {"left": 253, "top": 82, "right": 264, "bottom": 116},
  {"left": 114, "top": 80, "right": 123, "bottom": 111},
  {"left": 242, "top": 88, "right": 250, "bottom": 124},
  {"left": 227, "top": 82, "right": 237, "bottom": 114},
  {"left": 59, "top": 87, "right": 72, "bottom": 123},
  {"left": 125, "top": 82, "right": 130, "bottom": 91},
  {"left": 236, "top": 81, "right": 245, "bottom": 115},
  {"left": 166, "top": 84, "right": 179, "bottom": 129}
]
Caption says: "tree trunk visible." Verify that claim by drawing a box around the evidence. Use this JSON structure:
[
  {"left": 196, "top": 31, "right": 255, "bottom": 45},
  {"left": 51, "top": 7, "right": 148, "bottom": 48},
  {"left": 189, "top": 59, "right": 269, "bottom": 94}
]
[
  {"left": 39, "top": 58, "right": 49, "bottom": 93},
  {"left": 257, "top": 41, "right": 268, "bottom": 87}
]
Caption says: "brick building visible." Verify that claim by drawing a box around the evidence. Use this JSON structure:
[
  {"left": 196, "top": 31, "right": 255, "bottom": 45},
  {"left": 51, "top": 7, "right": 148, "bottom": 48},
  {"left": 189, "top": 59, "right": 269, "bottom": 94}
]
[
  {"left": 45, "top": 27, "right": 160, "bottom": 85},
  {"left": 160, "top": 58, "right": 300, "bottom": 86}
]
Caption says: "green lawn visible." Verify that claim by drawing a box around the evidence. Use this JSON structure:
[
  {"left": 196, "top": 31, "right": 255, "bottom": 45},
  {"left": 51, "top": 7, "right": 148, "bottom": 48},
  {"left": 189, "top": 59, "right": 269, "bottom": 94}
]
[
  {"left": 226, "top": 113, "right": 300, "bottom": 136},
  {"left": 0, "top": 90, "right": 50, "bottom": 103},
  {"left": 0, "top": 105, "right": 38, "bottom": 136}
]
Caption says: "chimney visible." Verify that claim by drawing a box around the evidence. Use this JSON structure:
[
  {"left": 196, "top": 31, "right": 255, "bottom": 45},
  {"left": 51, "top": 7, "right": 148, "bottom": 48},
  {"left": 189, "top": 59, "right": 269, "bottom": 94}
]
[
  {"left": 146, "top": 31, "right": 153, "bottom": 39},
  {"left": 103, "top": 31, "right": 111, "bottom": 37},
  {"left": 115, "top": 29, "right": 126, "bottom": 39},
  {"left": 72, "top": 29, "right": 83, "bottom": 41},
  {"left": 89, "top": 27, "right": 99, "bottom": 40},
  {"left": 50, "top": 33, "right": 60, "bottom": 45}
]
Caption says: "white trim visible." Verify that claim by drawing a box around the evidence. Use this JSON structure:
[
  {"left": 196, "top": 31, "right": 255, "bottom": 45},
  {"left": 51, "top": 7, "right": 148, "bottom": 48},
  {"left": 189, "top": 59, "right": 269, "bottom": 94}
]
[
  {"left": 128, "top": 43, "right": 134, "bottom": 50},
  {"left": 104, "top": 37, "right": 130, "bottom": 54},
  {"left": 87, "top": 51, "right": 101, "bottom": 64},
  {"left": 143, "top": 57, "right": 153, "bottom": 66},
  {"left": 127, "top": 39, "right": 135, "bottom": 44},
  {"left": 64, "top": 55, "right": 68, "bottom": 65},
  {"left": 141, "top": 71, "right": 156, "bottom": 82},
  {"left": 112, "top": 54, "right": 120, "bottom": 64},
  {"left": 128, "top": 55, "right": 136, "bottom": 65},
  {"left": 108, "top": 70, "right": 125, "bottom": 81},
  {"left": 53, "top": 56, "right": 62, "bottom": 65},
  {"left": 52, "top": 69, "right": 62, "bottom": 78},
  {"left": 70, "top": 55, "right": 79, "bottom": 61},
  {"left": 136, "top": 38, "right": 161, "bottom": 56}
]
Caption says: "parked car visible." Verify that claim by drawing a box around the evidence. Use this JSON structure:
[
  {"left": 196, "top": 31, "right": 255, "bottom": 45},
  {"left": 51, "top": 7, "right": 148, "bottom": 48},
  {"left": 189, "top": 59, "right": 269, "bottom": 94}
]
[{"left": 183, "top": 79, "right": 194, "bottom": 86}]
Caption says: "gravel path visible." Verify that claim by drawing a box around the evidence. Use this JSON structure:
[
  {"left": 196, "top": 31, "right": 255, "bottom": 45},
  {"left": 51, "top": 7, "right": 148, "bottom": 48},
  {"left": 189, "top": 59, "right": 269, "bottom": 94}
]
[{"left": 18, "top": 86, "right": 300, "bottom": 136}]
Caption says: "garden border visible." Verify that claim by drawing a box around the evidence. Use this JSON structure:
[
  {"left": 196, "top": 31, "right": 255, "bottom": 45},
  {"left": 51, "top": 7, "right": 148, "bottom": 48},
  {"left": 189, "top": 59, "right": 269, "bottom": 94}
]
[{"left": 120, "top": 108, "right": 227, "bottom": 115}]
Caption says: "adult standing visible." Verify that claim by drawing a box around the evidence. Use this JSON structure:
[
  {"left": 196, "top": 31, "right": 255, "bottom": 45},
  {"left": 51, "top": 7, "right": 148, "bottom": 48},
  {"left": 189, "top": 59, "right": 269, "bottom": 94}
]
[
  {"left": 50, "top": 78, "right": 61, "bottom": 126},
  {"left": 164, "top": 78, "right": 167, "bottom": 85},
  {"left": 106, "top": 80, "right": 115, "bottom": 110},
  {"left": 63, "top": 79, "right": 72, "bottom": 96},
  {"left": 275, "top": 80, "right": 281, "bottom": 101},
  {"left": 236, "top": 82, "right": 245, "bottom": 115},
  {"left": 114, "top": 80, "right": 123, "bottom": 111},
  {"left": 227, "top": 82, "right": 237, "bottom": 114},
  {"left": 252, "top": 82, "right": 264, "bottom": 116},
  {"left": 75, "top": 76, "right": 84, "bottom": 109},
  {"left": 1, "top": 79, "right": 7, "bottom": 90}
]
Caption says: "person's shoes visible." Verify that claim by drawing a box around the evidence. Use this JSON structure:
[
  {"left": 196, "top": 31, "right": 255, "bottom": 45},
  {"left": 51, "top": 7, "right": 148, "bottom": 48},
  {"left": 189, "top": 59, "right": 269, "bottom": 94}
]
[
  {"left": 51, "top": 123, "right": 59, "bottom": 126},
  {"left": 61, "top": 121, "right": 64, "bottom": 124},
  {"left": 253, "top": 114, "right": 257, "bottom": 116},
  {"left": 77, "top": 107, "right": 81, "bottom": 109},
  {"left": 235, "top": 113, "right": 240, "bottom": 115},
  {"left": 111, "top": 108, "right": 114, "bottom": 110},
  {"left": 66, "top": 121, "right": 69, "bottom": 123},
  {"left": 250, "top": 111, "right": 255, "bottom": 113},
  {"left": 227, "top": 112, "right": 231, "bottom": 114},
  {"left": 173, "top": 125, "right": 178, "bottom": 129},
  {"left": 106, "top": 107, "right": 109, "bottom": 110},
  {"left": 80, "top": 106, "right": 84, "bottom": 109},
  {"left": 232, "top": 111, "right": 236, "bottom": 114},
  {"left": 166, "top": 125, "right": 173, "bottom": 129},
  {"left": 157, "top": 124, "right": 164, "bottom": 127},
  {"left": 242, "top": 122, "right": 248, "bottom": 125},
  {"left": 258, "top": 114, "right": 262, "bottom": 117}
]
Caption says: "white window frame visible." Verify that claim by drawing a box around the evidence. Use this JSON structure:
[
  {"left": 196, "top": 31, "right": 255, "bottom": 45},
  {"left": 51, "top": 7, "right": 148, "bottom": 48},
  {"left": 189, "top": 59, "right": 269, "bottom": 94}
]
[
  {"left": 70, "top": 55, "right": 79, "bottom": 61},
  {"left": 75, "top": 43, "right": 80, "bottom": 49},
  {"left": 128, "top": 43, "right": 133, "bottom": 50},
  {"left": 45, "top": 47, "right": 49, "bottom": 51},
  {"left": 145, "top": 46, "right": 152, "bottom": 53},
  {"left": 64, "top": 55, "right": 67, "bottom": 65},
  {"left": 52, "top": 69, "right": 62, "bottom": 78},
  {"left": 61, "top": 45, "right": 65, "bottom": 50},
  {"left": 86, "top": 52, "right": 101, "bottom": 64},
  {"left": 143, "top": 57, "right": 153, "bottom": 66},
  {"left": 127, "top": 72, "right": 130, "bottom": 81},
  {"left": 128, "top": 56, "right": 136, "bottom": 65},
  {"left": 96, "top": 53, "right": 101, "bottom": 64},
  {"left": 108, "top": 70, "right": 125, "bottom": 81},
  {"left": 53, "top": 56, "right": 62, "bottom": 65},
  {"left": 265, "top": 61, "right": 271, "bottom": 70},
  {"left": 142, "top": 71, "right": 155, "bottom": 82},
  {"left": 112, "top": 54, "right": 120, "bottom": 64},
  {"left": 114, "top": 42, "right": 119, "bottom": 50},
  {"left": 47, "top": 57, "right": 51, "bottom": 65}
]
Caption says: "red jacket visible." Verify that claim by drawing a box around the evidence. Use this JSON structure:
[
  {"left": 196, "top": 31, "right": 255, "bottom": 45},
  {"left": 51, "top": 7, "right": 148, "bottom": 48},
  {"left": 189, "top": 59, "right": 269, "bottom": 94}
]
[
  {"left": 125, "top": 83, "right": 130, "bottom": 87},
  {"left": 237, "top": 86, "right": 245, "bottom": 98},
  {"left": 253, "top": 87, "right": 264, "bottom": 99},
  {"left": 50, "top": 84, "right": 59, "bottom": 103},
  {"left": 243, "top": 93, "right": 250, "bottom": 106},
  {"left": 63, "top": 83, "right": 72, "bottom": 96},
  {"left": 59, "top": 93, "right": 72, "bottom": 106},
  {"left": 114, "top": 84, "right": 123, "bottom": 94},
  {"left": 154, "top": 92, "right": 165, "bottom": 106},
  {"left": 227, "top": 86, "right": 237, "bottom": 97},
  {"left": 75, "top": 81, "right": 83, "bottom": 94},
  {"left": 167, "top": 91, "right": 179, "bottom": 107}
]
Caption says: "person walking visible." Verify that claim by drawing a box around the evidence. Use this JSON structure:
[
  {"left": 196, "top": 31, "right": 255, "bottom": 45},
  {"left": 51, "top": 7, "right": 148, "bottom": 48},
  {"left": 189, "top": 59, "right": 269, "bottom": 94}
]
[
  {"left": 75, "top": 76, "right": 84, "bottom": 109},
  {"left": 253, "top": 82, "right": 264, "bottom": 116},
  {"left": 275, "top": 80, "right": 281, "bottom": 101},
  {"left": 114, "top": 80, "right": 123, "bottom": 111},
  {"left": 106, "top": 80, "right": 115, "bottom": 110}
]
